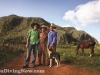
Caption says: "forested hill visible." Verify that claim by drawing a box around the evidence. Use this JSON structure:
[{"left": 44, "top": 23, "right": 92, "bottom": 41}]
[{"left": 0, "top": 15, "right": 98, "bottom": 44}]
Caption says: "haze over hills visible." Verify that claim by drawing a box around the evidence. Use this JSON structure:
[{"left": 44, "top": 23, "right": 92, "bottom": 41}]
[{"left": 0, "top": 15, "right": 98, "bottom": 44}]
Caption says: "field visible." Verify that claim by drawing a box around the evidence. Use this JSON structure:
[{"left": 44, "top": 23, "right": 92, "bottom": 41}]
[
  {"left": 56, "top": 44, "right": 100, "bottom": 71},
  {"left": 0, "top": 43, "right": 100, "bottom": 72}
]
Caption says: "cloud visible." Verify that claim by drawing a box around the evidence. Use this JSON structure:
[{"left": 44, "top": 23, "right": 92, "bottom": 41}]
[
  {"left": 61, "top": 24, "right": 72, "bottom": 27},
  {"left": 63, "top": 10, "right": 77, "bottom": 24},
  {"left": 89, "top": 33, "right": 95, "bottom": 36},
  {"left": 62, "top": 24, "right": 81, "bottom": 30},
  {"left": 63, "top": 0, "right": 100, "bottom": 26},
  {"left": 75, "top": 27, "right": 81, "bottom": 30}
]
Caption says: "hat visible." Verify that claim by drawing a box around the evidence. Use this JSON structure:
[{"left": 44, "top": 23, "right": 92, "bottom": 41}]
[
  {"left": 31, "top": 23, "right": 40, "bottom": 29},
  {"left": 50, "top": 23, "right": 56, "bottom": 29},
  {"left": 40, "top": 25, "right": 47, "bottom": 31}
]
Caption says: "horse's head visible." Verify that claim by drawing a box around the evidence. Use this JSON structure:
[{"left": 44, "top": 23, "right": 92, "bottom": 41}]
[
  {"left": 75, "top": 48, "right": 78, "bottom": 54},
  {"left": 75, "top": 43, "right": 80, "bottom": 55}
]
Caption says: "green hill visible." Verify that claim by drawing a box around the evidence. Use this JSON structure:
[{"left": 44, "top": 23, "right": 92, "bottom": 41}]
[{"left": 0, "top": 15, "right": 98, "bottom": 44}]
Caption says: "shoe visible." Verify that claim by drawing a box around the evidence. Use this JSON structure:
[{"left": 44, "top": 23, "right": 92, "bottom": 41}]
[
  {"left": 32, "top": 64, "right": 35, "bottom": 67},
  {"left": 38, "top": 64, "right": 41, "bottom": 66},
  {"left": 22, "top": 65, "right": 28, "bottom": 68},
  {"left": 42, "top": 64, "right": 46, "bottom": 66}
]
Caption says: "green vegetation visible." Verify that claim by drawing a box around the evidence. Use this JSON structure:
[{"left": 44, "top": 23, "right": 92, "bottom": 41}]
[
  {"left": 57, "top": 44, "right": 100, "bottom": 71},
  {"left": 0, "top": 49, "right": 24, "bottom": 66}
]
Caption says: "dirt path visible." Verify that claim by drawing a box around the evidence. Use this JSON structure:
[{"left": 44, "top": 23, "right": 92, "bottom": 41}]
[{"left": 0, "top": 53, "right": 100, "bottom": 75}]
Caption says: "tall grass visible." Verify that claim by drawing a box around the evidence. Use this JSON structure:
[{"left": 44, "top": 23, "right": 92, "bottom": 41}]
[{"left": 56, "top": 44, "right": 100, "bottom": 71}]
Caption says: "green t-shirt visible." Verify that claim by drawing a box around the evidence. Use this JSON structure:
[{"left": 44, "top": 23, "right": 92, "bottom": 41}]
[{"left": 27, "top": 29, "right": 40, "bottom": 44}]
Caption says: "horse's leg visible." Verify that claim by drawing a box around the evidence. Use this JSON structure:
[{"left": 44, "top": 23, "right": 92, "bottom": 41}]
[
  {"left": 90, "top": 46, "right": 94, "bottom": 57},
  {"left": 75, "top": 47, "right": 80, "bottom": 55},
  {"left": 81, "top": 48, "right": 84, "bottom": 56},
  {"left": 76, "top": 48, "right": 79, "bottom": 55},
  {"left": 92, "top": 47, "right": 94, "bottom": 54}
]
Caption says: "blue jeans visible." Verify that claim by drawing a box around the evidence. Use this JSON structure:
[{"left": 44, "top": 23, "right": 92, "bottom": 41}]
[{"left": 24, "top": 44, "right": 38, "bottom": 66}]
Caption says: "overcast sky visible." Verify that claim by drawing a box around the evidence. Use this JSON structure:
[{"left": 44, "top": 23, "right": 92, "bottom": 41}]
[{"left": 0, "top": 0, "right": 100, "bottom": 43}]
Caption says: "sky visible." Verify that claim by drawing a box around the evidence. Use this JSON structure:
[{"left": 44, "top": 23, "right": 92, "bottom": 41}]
[{"left": 0, "top": 0, "right": 100, "bottom": 43}]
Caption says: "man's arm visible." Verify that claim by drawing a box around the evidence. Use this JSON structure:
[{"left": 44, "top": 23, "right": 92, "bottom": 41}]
[
  {"left": 26, "top": 36, "right": 30, "bottom": 48},
  {"left": 50, "top": 32, "right": 57, "bottom": 46}
]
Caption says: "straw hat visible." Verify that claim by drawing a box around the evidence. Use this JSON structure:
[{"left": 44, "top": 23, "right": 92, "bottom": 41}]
[
  {"left": 40, "top": 25, "right": 47, "bottom": 31},
  {"left": 50, "top": 23, "right": 56, "bottom": 29}
]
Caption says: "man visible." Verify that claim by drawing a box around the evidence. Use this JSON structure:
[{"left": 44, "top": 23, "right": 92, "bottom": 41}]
[
  {"left": 38, "top": 25, "right": 48, "bottom": 66},
  {"left": 48, "top": 23, "right": 57, "bottom": 52},
  {"left": 47, "top": 23, "right": 57, "bottom": 65},
  {"left": 23, "top": 23, "right": 40, "bottom": 68}
]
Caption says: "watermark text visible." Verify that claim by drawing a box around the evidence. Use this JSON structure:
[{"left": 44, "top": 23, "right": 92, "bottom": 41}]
[{"left": 0, "top": 69, "right": 45, "bottom": 74}]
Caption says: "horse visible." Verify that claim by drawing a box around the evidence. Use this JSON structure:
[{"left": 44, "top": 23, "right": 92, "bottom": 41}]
[{"left": 75, "top": 40, "right": 96, "bottom": 57}]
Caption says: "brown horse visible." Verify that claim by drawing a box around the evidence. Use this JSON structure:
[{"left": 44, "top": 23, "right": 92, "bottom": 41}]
[{"left": 75, "top": 40, "right": 96, "bottom": 56}]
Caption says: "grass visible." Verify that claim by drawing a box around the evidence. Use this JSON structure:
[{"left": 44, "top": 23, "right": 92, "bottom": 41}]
[
  {"left": 0, "top": 43, "right": 100, "bottom": 72},
  {"left": 0, "top": 49, "right": 24, "bottom": 66},
  {"left": 56, "top": 45, "right": 100, "bottom": 71}
]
